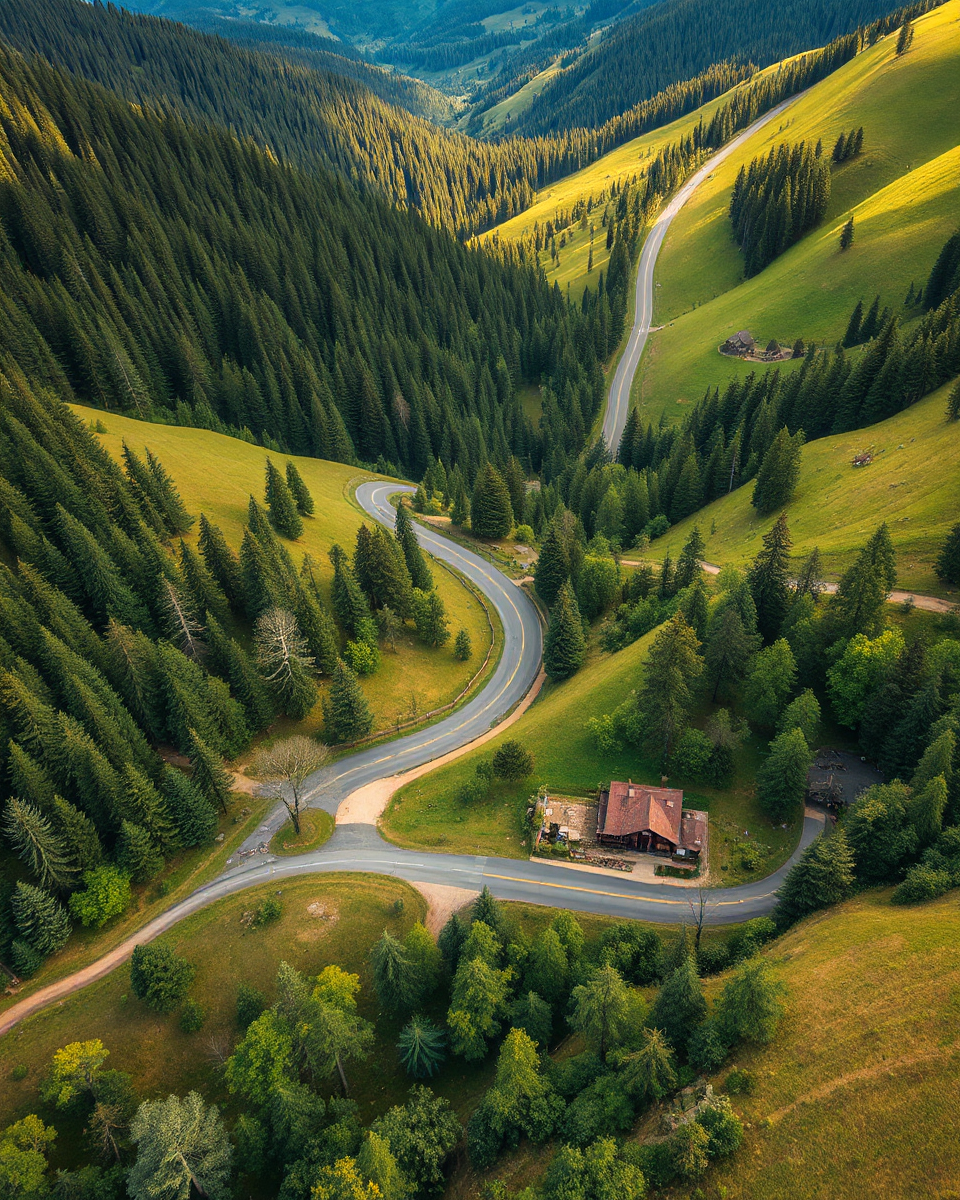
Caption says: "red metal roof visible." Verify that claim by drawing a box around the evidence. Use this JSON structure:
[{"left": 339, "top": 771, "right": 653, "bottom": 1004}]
[{"left": 599, "top": 781, "right": 684, "bottom": 843}]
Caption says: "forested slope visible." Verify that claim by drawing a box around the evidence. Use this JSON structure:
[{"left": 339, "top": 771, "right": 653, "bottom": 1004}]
[
  {"left": 0, "top": 41, "right": 607, "bottom": 480},
  {"left": 513, "top": 0, "right": 923, "bottom": 135}
]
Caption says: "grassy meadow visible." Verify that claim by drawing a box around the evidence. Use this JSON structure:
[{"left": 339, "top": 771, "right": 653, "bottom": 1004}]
[
  {"left": 71, "top": 406, "right": 495, "bottom": 737},
  {"left": 383, "top": 623, "right": 802, "bottom": 882},
  {"left": 646, "top": 381, "right": 960, "bottom": 596},
  {"left": 635, "top": 1, "right": 960, "bottom": 419}
]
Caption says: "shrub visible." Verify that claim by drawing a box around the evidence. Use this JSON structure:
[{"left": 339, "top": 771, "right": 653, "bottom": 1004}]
[
  {"left": 892, "top": 865, "right": 954, "bottom": 904},
  {"left": 253, "top": 898, "right": 283, "bottom": 927},
  {"left": 696, "top": 1096, "right": 744, "bottom": 1158},
  {"left": 236, "top": 983, "right": 266, "bottom": 1030},
  {"left": 670, "top": 727, "right": 713, "bottom": 782},
  {"left": 695, "top": 942, "right": 731, "bottom": 976},
  {"left": 344, "top": 637, "right": 380, "bottom": 676},
  {"left": 492, "top": 741, "right": 534, "bottom": 781},
  {"left": 687, "top": 1018, "right": 730, "bottom": 1073},
  {"left": 515, "top": 524, "right": 535, "bottom": 544},
  {"left": 645, "top": 515, "right": 670, "bottom": 540},
  {"left": 11, "top": 1064, "right": 28, "bottom": 1082},
  {"left": 179, "top": 999, "right": 206, "bottom": 1033},
  {"left": 722, "top": 1068, "right": 755, "bottom": 1095}
]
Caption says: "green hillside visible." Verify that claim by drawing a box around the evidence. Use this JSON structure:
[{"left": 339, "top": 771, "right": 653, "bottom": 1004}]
[
  {"left": 71, "top": 406, "right": 494, "bottom": 734},
  {"left": 645, "top": 381, "right": 960, "bottom": 595},
  {"left": 636, "top": 0, "right": 960, "bottom": 418}
]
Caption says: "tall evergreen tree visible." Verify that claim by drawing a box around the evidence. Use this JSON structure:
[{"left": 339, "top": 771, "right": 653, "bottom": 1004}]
[
  {"left": 188, "top": 730, "right": 234, "bottom": 813},
  {"left": 543, "top": 581, "right": 586, "bottom": 681},
  {"left": 533, "top": 522, "right": 569, "bottom": 608},
  {"left": 638, "top": 612, "right": 704, "bottom": 762},
  {"left": 752, "top": 428, "right": 804, "bottom": 515},
  {"left": 674, "top": 527, "right": 705, "bottom": 591},
  {"left": 648, "top": 958, "right": 707, "bottom": 1057},
  {"left": 323, "top": 659, "right": 374, "bottom": 743},
  {"left": 11, "top": 880, "right": 71, "bottom": 957},
  {"left": 471, "top": 464, "right": 514, "bottom": 539},
  {"left": 934, "top": 523, "right": 960, "bottom": 586},
  {"left": 774, "top": 829, "right": 855, "bottom": 928},
  {"left": 264, "top": 461, "right": 304, "bottom": 540},
  {"left": 756, "top": 727, "right": 811, "bottom": 821},
  {"left": 285, "top": 461, "right": 315, "bottom": 517},
  {"left": 370, "top": 931, "right": 418, "bottom": 1015},
  {"left": 3, "top": 797, "right": 77, "bottom": 892},
  {"left": 748, "top": 514, "right": 793, "bottom": 643},
  {"left": 395, "top": 500, "right": 432, "bottom": 592},
  {"left": 329, "top": 545, "right": 371, "bottom": 638}
]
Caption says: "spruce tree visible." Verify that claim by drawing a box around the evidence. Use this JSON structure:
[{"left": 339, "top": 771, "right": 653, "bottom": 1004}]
[
  {"left": 533, "top": 523, "right": 568, "bottom": 608},
  {"left": 145, "top": 449, "right": 194, "bottom": 534},
  {"left": 412, "top": 589, "right": 450, "bottom": 647},
  {"left": 756, "top": 727, "right": 811, "bottom": 821},
  {"left": 370, "top": 930, "right": 418, "bottom": 1014},
  {"left": 329, "top": 544, "right": 371, "bottom": 637},
  {"left": 648, "top": 958, "right": 707, "bottom": 1057},
  {"left": 2, "top": 797, "right": 77, "bottom": 892},
  {"left": 752, "top": 428, "right": 804, "bottom": 515},
  {"left": 908, "top": 775, "right": 947, "bottom": 846},
  {"left": 674, "top": 527, "right": 705, "bottom": 590},
  {"left": 395, "top": 500, "right": 432, "bottom": 591},
  {"left": 470, "top": 464, "right": 513, "bottom": 539},
  {"left": 453, "top": 629, "right": 472, "bottom": 661},
  {"left": 638, "top": 612, "right": 704, "bottom": 762},
  {"left": 198, "top": 515, "right": 243, "bottom": 607},
  {"left": 188, "top": 730, "right": 234, "bottom": 813},
  {"left": 11, "top": 880, "right": 71, "bottom": 956},
  {"left": 285, "top": 461, "right": 315, "bottom": 517},
  {"left": 355, "top": 525, "right": 413, "bottom": 617},
  {"left": 323, "top": 658, "right": 374, "bottom": 743},
  {"left": 117, "top": 821, "right": 163, "bottom": 883},
  {"left": 934, "top": 523, "right": 960, "bottom": 585},
  {"left": 896, "top": 18, "right": 914, "bottom": 54},
  {"left": 839, "top": 216, "right": 855, "bottom": 251},
  {"left": 397, "top": 1016, "right": 447, "bottom": 1079},
  {"left": 705, "top": 608, "right": 756, "bottom": 702},
  {"left": 748, "top": 514, "right": 793, "bottom": 643},
  {"left": 52, "top": 795, "right": 104, "bottom": 872},
  {"left": 947, "top": 378, "right": 960, "bottom": 421},
  {"left": 264, "top": 460, "right": 303, "bottom": 540},
  {"left": 543, "top": 581, "right": 586, "bottom": 681},
  {"left": 161, "top": 767, "right": 217, "bottom": 847},
  {"left": 774, "top": 830, "right": 855, "bottom": 928}
]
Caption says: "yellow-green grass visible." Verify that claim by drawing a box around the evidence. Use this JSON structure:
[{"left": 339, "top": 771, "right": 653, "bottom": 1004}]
[
  {"left": 477, "top": 60, "right": 563, "bottom": 135},
  {"left": 382, "top": 626, "right": 802, "bottom": 880},
  {"left": 70, "top": 405, "right": 494, "bottom": 736},
  {"left": 0, "top": 790, "right": 271, "bottom": 1017},
  {"left": 646, "top": 382, "right": 960, "bottom": 597},
  {"left": 636, "top": 1, "right": 960, "bottom": 418},
  {"left": 0, "top": 878, "right": 725, "bottom": 1158},
  {"left": 269, "top": 808, "right": 335, "bottom": 855},
  {"left": 687, "top": 889, "right": 960, "bottom": 1199}
]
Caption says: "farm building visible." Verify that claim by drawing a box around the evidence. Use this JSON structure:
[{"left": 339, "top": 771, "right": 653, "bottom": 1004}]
[
  {"left": 720, "top": 329, "right": 757, "bottom": 356},
  {"left": 760, "top": 338, "right": 786, "bottom": 361},
  {"left": 597, "top": 780, "right": 706, "bottom": 860}
]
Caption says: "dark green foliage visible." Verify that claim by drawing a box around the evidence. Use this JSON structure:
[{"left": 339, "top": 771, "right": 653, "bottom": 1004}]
[
  {"left": 492, "top": 741, "right": 534, "bottom": 781},
  {"left": 714, "top": 957, "right": 786, "bottom": 1045},
  {"left": 285, "top": 462, "right": 314, "bottom": 518},
  {"left": 236, "top": 983, "right": 267, "bottom": 1031},
  {"left": 355, "top": 525, "right": 413, "bottom": 618},
  {"left": 749, "top": 514, "right": 793, "bottom": 643},
  {"left": 846, "top": 781, "right": 920, "bottom": 883},
  {"left": 264, "top": 461, "right": 304, "bottom": 541},
  {"left": 534, "top": 523, "right": 570, "bottom": 609},
  {"left": 774, "top": 829, "right": 856, "bottom": 928},
  {"left": 510, "top": 991, "right": 554, "bottom": 1048},
  {"left": 453, "top": 629, "right": 472, "bottom": 661},
  {"left": 839, "top": 215, "right": 855, "bottom": 251},
  {"left": 371, "top": 1086, "right": 461, "bottom": 1199},
  {"left": 471, "top": 464, "right": 514, "bottom": 539},
  {"left": 544, "top": 581, "right": 587, "bottom": 681},
  {"left": 130, "top": 943, "right": 196, "bottom": 1013},
  {"left": 395, "top": 501, "right": 432, "bottom": 592},
  {"left": 116, "top": 822, "right": 163, "bottom": 883},
  {"left": 687, "top": 1018, "right": 730, "bottom": 1072},
  {"left": 896, "top": 17, "right": 915, "bottom": 53},
  {"left": 330, "top": 546, "right": 371, "bottom": 639},
  {"left": 935, "top": 523, "right": 960, "bottom": 585},
  {"left": 648, "top": 958, "right": 707, "bottom": 1057},
  {"left": 370, "top": 930, "right": 418, "bottom": 1015},
  {"left": 397, "top": 1016, "right": 448, "bottom": 1079},
  {"left": 751, "top": 427, "right": 804, "bottom": 514},
  {"left": 188, "top": 732, "right": 234, "bottom": 814},
  {"left": 756, "top": 727, "right": 811, "bottom": 821},
  {"left": 412, "top": 589, "right": 450, "bottom": 648},
  {"left": 179, "top": 999, "right": 206, "bottom": 1034},
  {"left": 638, "top": 612, "right": 704, "bottom": 762},
  {"left": 599, "top": 922, "right": 662, "bottom": 985},
  {"left": 730, "top": 141, "right": 830, "bottom": 276},
  {"left": 11, "top": 881, "right": 71, "bottom": 957},
  {"left": 323, "top": 658, "right": 374, "bottom": 743},
  {"left": 438, "top": 912, "right": 468, "bottom": 974},
  {"left": 2, "top": 797, "right": 77, "bottom": 893}
]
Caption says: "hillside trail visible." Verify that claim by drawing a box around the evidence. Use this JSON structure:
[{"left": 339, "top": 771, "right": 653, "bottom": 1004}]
[{"left": 618, "top": 557, "right": 956, "bottom": 614}]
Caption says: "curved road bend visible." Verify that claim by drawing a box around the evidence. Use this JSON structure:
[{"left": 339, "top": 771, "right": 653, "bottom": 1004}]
[{"left": 602, "top": 93, "right": 805, "bottom": 454}]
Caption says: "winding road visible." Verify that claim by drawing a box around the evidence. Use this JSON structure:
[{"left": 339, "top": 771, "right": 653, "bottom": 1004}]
[
  {"left": 1, "top": 110, "right": 826, "bottom": 1033},
  {"left": 602, "top": 93, "right": 805, "bottom": 452}
]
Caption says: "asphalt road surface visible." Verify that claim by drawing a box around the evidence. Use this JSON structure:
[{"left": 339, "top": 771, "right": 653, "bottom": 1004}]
[{"left": 602, "top": 93, "right": 805, "bottom": 455}]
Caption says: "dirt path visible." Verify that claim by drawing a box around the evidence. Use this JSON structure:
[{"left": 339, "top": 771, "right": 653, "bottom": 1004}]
[{"left": 412, "top": 883, "right": 479, "bottom": 935}]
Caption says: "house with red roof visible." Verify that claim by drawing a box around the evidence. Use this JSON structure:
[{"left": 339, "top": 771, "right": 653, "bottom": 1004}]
[{"left": 596, "top": 780, "right": 706, "bottom": 860}]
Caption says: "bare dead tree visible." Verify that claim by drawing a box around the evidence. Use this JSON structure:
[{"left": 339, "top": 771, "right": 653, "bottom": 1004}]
[
  {"left": 689, "top": 885, "right": 711, "bottom": 952},
  {"left": 254, "top": 607, "right": 314, "bottom": 688},
  {"left": 251, "top": 734, "right": 331, "bottom": 836},
  {"left": 160, "top": 578, "right": 206, "bottom": 661}
]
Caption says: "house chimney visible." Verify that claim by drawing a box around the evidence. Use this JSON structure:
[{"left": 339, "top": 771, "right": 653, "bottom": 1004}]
[{"left": 660, "top": 775, "right": 669, "bottom": 788}]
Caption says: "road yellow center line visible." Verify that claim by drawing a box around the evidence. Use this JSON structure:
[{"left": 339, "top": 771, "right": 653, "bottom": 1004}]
[{"left": 483, "top": 871, "right": 777, "bottom": 906}]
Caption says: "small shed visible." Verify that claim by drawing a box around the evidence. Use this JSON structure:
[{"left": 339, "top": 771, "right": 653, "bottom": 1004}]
[
  {"left": 720, "top": 330, "right": 757, "bottom": 357},
  {"left": 761, "top": 339, "right": 785, "bottom": 361}
]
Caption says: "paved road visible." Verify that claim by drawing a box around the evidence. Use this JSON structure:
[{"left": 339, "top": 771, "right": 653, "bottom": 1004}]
[
  {"left": 232, "top": 482, "right": 544, "bottom": 856},
  {"left": 602, "top": 94, "right": 805, "bottom": 454}
]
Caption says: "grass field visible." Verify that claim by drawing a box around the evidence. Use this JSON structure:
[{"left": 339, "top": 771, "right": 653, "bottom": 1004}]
[
  {"left": 691, "top": 888, "right": 960, "bottom": 1199},
  {"left": 634, "top": 1, "right": 960, "bottom": 420},
  {"left": 0, "top": 877, "right": 731, "bottom": 1164},
  {"left": 71, "top": 406, "right": 495, "bottom": 737},
  {"left": 645, "top": 381, "right": 960, "bottom": 597},
  {"left": 383, "top": 624, "right": 802, "bottom": 882}
]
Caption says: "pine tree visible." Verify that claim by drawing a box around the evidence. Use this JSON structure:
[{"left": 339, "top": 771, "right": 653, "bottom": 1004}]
[
  {"left": 705, "top": 608, "right": 756, "bottom": 702},
  {"left": 896, "top": 18, "right": 914, "bottom": 54},
  {"left": 395, "top": 500, "right": 433, "bottom": 591},
  {"left": 934, "top": 523, "right": 960, "bottom": 585},
  {"left": 52, "top": 795, "right": 104, "bottom": 872},
  {"left": 947, "top": 378, "right": 960, "bottom": 421},
  {"left": 748, "top": 514, "right": 793, "bottom": 643},
  {"left": 188, "top": 730, "right": 234, "bottom": 813},
  {"left": 145, "top": 450, "right": 194, "bottom": 535},
  {"left": 117, "top": 821, "right": 163, "bottom": 883},
  {"left": 648, "top": 958, "right": 707, "bottom": 1056},
  {"left": 412, "top": 589, "right": 450, "bottom": 647},
  {"left": 397, "top": 1017, "right": 447, "bottom": 1078},
  {"left": 128, "top": 1092, "right": 231, "bottom": 1200},
  {"left": 543, "top": 581, "right": 586, "bottom": 681},
  {"left": 533, "top": 523, "right": 568, "bottom": 608},
  {"left": 323, "top": 658, "right": 374, "bottom": 743},
  {"left": 264, "top": 460, "right": 303, "bottom": 540},
  {"left": 198, "top": 515, "right": 243, "bottom": 608},
  {"left": 638, "top": 612, "right": 704, "bottom": 762},
  {"left": 330, "top": 544, "right": 371, "bottom": 637},
  {"left": 11, "top": 880, "right": 71, "bottom": 956},
  {"left": 909, "top": 775, "right": 947, "bottom": 846},
  {"left": 453, "top": 629, "right": 472, "bottom": 661},
  {"left": 355, "top": 525, "right": 413, "bottom": 617},
  {"left": 674, "top": 527, "right": 705, "bottom": 590},
  {"left": 774, "top": 830, "right": 855, "bottom": 928},
  {"left": 756, "top": 728, "right": 811, "bottom": 821},
  {"left": 285, "top": 461, "right": 315, "bottom": 517},
  {"left": 370, "top": 930, "right": 418, "bottom": 1014},
  {"left": 161, "top": 767, "right": 217, "bottom": 847},
  {"left": 470, "top": 463, "right": 513, "bottom": 539},
  {"left": 752, "top": 428, "right": 804, "bottom": 515},
  {"left": 839, "top": 216, "right": 855, "bottom": 251},
  {"left": 3, "top": 797, "right": 77, "bottom": 892}
]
